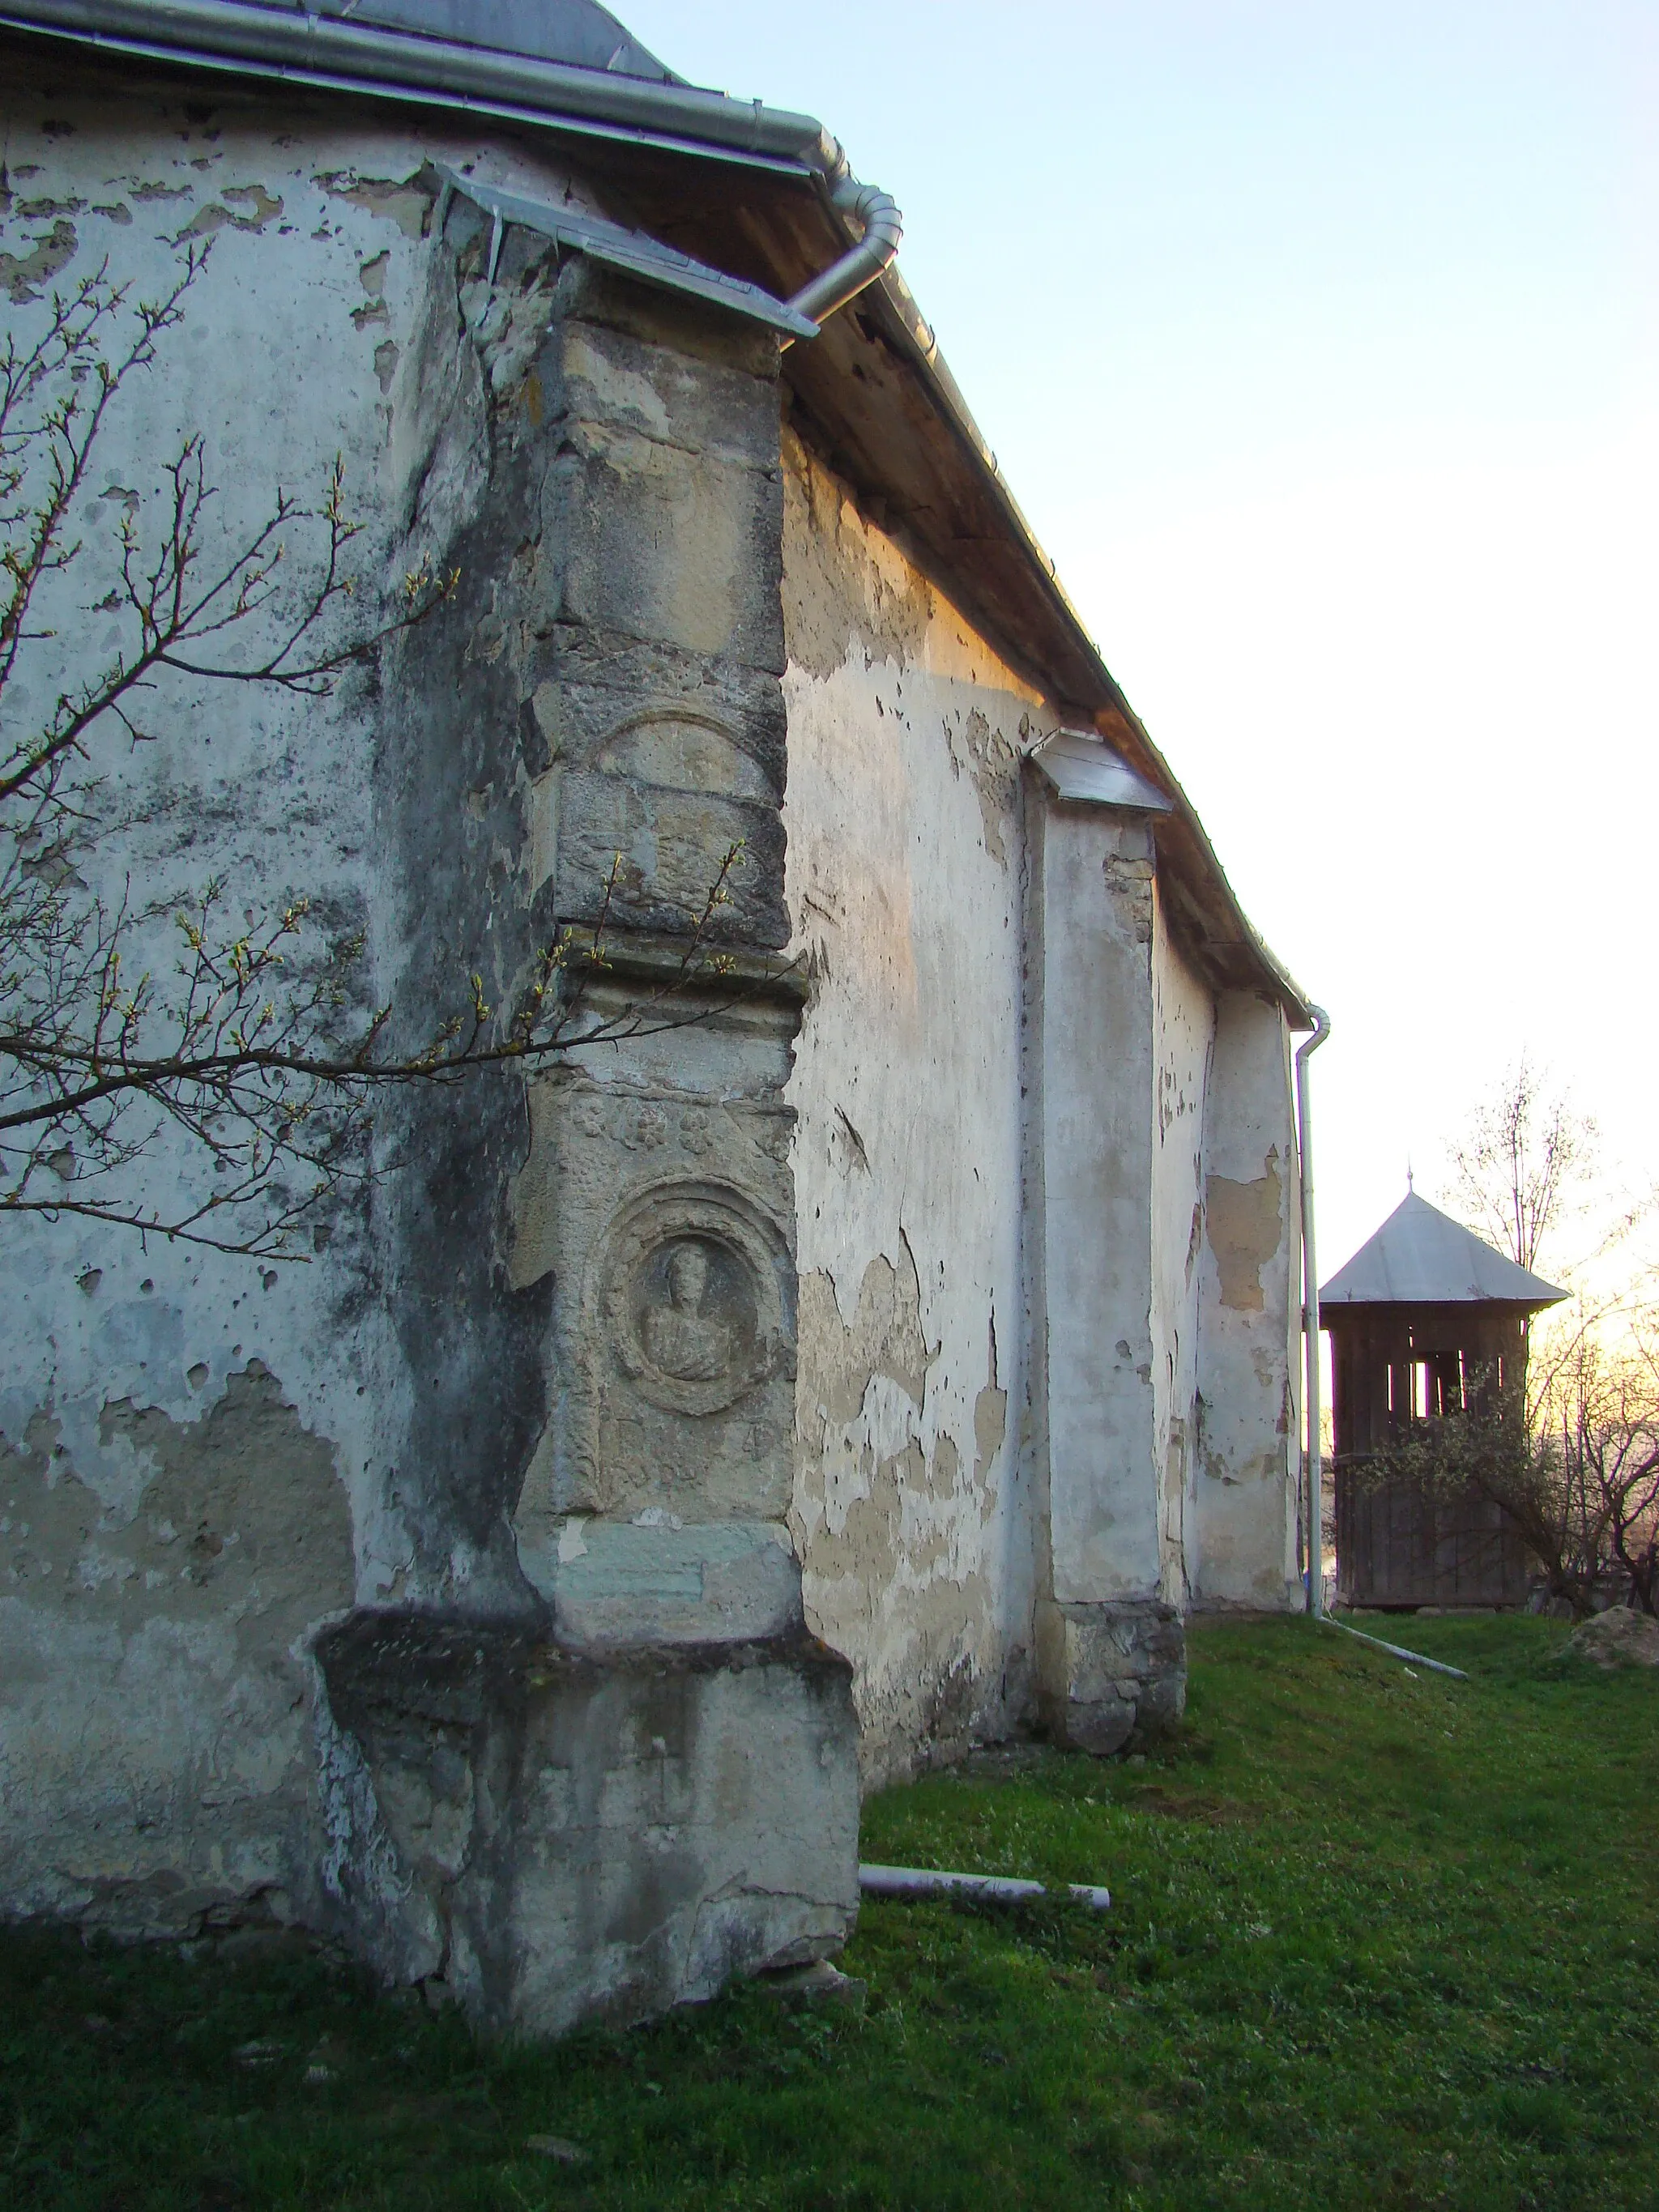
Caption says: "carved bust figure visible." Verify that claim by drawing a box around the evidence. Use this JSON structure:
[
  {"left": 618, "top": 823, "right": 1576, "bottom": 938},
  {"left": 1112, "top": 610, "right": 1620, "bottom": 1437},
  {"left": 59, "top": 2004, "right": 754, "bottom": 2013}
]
[
  {"left": 642, "top": 1240, "right": 734, "bottom": 1383},
  {"left": 600, "top": 1183, "right": 787, "bottom": 1419}
]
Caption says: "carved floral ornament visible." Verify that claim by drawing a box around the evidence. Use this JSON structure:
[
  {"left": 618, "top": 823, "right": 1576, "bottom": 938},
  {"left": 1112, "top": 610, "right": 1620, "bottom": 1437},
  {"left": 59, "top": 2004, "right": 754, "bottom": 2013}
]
[{"left": 599, "top": 1183, "right": 793, "bottom": 1417}]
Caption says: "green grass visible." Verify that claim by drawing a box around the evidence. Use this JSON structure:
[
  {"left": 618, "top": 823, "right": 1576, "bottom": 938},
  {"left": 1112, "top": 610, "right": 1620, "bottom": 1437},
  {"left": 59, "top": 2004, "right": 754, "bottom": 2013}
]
[{"left": 5, "top": 1614, "right": 1657, "bottom": 2210}]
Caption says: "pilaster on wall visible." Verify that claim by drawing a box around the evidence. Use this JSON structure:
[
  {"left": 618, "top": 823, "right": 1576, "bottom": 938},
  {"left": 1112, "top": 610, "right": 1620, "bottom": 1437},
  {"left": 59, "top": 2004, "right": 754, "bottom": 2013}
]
[
  {"left": 1190, "top": 991, "right": 1303, "bottom": 1611},
  {"left": 499, "top": 249, "right": 804, "bottom": 1559},
  {"left": 1026, "top": 777, "right": 1184, "bottom": 1755}
]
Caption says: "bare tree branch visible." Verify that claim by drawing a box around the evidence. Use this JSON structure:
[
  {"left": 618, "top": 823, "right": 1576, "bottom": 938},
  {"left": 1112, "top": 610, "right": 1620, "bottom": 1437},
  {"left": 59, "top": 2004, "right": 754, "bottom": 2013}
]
[
  {"left": 1444, "top": 1057, "right": 1595, "bottom": 1276},
  {"left": 2, "top": 243, "right": 774, "bottom": 1259}
]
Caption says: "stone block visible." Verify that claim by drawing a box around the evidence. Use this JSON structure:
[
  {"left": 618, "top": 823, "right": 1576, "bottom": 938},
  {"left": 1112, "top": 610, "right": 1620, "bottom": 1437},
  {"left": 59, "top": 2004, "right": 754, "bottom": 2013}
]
[
  {"left": 315, "top": 1613, "right": 859, "bottom": 2036},
  {"left": 1036, "top": 1598, "right": 1187, "bottom": 1756},
  {"left": 559, "top": 316, "right": 783, "bottom": 474},
  {"left": 558, "top": 427, "right": 784, "bottom": 670},
  {"left": 516, "top": 1516, "right": 804, "bottom": 1647},
  {"left": 534, "top": 298, "right": 785, "bottom": 677},
  {"left": 552, "top": 258, "right": 783, "bottom": 381},
  {"left": 556, "top": 762, "right": 788, "bottom": 948}
]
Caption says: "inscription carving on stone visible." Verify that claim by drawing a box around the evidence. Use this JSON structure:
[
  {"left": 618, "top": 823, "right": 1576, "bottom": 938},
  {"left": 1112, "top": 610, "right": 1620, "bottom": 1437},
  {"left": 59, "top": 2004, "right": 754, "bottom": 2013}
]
[{"left": 600, "top": 1183, "right": 790, "bottom": 1419}]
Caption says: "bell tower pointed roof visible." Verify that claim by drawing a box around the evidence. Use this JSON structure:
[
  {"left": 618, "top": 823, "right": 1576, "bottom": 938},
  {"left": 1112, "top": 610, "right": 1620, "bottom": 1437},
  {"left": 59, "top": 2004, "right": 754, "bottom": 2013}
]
[{"left": 1320, "top": 1191, "right": 1567, "bottom": 1310}]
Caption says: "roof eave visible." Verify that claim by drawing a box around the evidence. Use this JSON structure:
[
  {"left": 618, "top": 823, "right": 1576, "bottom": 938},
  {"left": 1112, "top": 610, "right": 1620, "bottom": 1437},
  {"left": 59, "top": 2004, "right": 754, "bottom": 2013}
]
[
  {"left": 1320, "top": 1293, "right": 1568, "bottom": 1314},
  {"left": 2, "top": 0, "right": 828, "bottom": 165},
  {"left": 858, "top": 262, "right": 1312, "bottom": 1025}
]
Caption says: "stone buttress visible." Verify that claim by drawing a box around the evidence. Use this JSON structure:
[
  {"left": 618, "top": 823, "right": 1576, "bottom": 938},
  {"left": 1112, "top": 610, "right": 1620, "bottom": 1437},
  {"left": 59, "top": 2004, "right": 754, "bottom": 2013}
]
[{"left": 313, "top": 185, "right": 859, "bottom": 2035}]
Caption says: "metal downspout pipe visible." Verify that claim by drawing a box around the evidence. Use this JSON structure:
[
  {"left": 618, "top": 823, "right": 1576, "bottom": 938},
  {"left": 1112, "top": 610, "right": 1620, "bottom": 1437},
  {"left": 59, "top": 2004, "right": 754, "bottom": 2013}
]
[
  {"left": 1295, "top": 1008, "right": 1332, "bottom": 1616},
  {"left": 787, "top": 139, "right": 903, "bottom": 327}
]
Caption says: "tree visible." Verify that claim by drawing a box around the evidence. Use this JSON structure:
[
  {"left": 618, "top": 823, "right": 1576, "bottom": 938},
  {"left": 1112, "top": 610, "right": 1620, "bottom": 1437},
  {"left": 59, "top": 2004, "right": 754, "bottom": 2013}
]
[
  {"left": 1369, "top": 1332, "right": 1659, "bottom": 1617},
  {"left": 2, "top": 246, "right": 746, "bottom": 1259},
  {"left": 1445, "top": 1057, "right": 1594, "bottom": 1276}
]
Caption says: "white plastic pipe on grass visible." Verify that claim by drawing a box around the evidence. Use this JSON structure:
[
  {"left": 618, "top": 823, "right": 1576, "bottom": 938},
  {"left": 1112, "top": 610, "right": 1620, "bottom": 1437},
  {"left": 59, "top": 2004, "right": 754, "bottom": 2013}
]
[
  {"left": 1323, "top": 1614, "right": 1469, "bottom": 1680},
  {"left": 859, "top": 1864, "right": 1110, "bottom": 1910}
]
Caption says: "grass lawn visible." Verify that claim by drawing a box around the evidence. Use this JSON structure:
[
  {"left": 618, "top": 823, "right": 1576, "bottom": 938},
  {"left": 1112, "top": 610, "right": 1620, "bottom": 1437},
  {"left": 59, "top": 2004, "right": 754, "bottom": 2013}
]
[{"left": 5, "top": 1613, "right": 1657, "bottom": 2210}]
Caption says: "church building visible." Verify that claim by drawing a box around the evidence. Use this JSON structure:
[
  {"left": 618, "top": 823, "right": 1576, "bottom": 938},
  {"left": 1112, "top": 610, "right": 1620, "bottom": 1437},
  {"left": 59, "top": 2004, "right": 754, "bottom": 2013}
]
[{"left": 0, "top": 0, "right": 1316, "bottom": 2033}]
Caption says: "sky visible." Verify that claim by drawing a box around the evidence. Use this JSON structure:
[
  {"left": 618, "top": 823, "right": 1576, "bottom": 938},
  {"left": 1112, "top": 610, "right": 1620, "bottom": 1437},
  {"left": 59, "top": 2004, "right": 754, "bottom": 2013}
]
[{"left": 623, "top": 0, "right": 1657, "bottom": 1281}]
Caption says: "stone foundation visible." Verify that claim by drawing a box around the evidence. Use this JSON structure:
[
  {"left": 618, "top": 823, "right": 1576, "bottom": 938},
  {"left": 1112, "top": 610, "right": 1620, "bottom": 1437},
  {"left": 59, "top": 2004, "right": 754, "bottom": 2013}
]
[
  {"left": 315, "top": 1612, "right": 859, "bottom": 2036},
  {"left": 1035, "top": 1599, "right": 1186, "bottom": 1755}
]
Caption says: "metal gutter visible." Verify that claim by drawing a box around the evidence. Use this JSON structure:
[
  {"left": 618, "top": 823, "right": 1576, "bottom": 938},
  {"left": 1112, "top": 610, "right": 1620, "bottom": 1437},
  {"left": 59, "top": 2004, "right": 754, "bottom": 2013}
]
[
  {"left": 3, "top": 3, "right": 901, "bottom": 318},
  {"left": 0, "top": 20, "right": 811, "bottom": 169},
  {"left": 2, "top": 0, "right": 830, "bottom": 162}
]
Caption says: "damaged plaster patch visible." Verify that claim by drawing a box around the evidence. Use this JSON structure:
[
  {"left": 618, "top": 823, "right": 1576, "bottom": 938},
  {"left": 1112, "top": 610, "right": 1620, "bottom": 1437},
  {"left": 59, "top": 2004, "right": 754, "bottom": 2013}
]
[
  {"left": 1, "top": 216, "right": 78, "bottom": 302},
  {"left": 174, "top": 184, "right": 283, "bottom": 239},
  {"left": 796, "top": 1244, "right": 932, "bottom": 1443},
  {"left": 317, "top": 168, "right": 436, "bottom": 241},
  {"left": 2, "top": 1365, "right": 351, "bottom": 1639},
  {"left": 0, "top": 1366, "right": 354, "bottom": 1935},
  {"left": 954, "top": 708, "right": 1018, "bottom": 867},
  {"left": 1205, "top": 1150, "right": 1284, "bottom": 1313},
  {"left": 781, "top": 427, "right": 932, "bottom": 681},
  {"left": 794, "top": 1244, "right": 1004, "bottom": 1781},
  {"left": 973, "top": 1379, "right": 1008, "bottom": 1492}
]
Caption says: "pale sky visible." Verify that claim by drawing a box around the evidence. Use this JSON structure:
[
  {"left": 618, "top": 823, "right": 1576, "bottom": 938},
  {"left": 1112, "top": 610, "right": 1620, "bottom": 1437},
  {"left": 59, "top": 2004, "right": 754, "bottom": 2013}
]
[{"left": 625, "top": 0, "right": 1657, "bottom": 1280}]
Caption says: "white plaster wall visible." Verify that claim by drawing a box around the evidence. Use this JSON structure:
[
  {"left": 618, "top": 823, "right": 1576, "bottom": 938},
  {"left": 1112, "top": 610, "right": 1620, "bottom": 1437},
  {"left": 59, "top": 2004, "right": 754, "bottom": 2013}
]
[
  {"left": 19, "top": 100, "right": 399, "bottom": 1503},
  {"left": 782, "top": 433, "right": 1038, "bottom": 1783},
  {"left": 1149, "top": 896, "right": 1217, "bottom": 1608},
  {"left": 0, "top": 66, "right": 579, "bottom": 1924},
  {"left": 1191, "top": 992, "right": 1303, "bottom": 1609}
]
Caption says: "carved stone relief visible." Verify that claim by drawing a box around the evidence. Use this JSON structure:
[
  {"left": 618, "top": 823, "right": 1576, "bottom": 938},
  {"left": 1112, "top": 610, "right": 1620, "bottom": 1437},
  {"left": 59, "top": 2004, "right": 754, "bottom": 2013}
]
[
  {"left": 557, "top": 701, "right": 787, "bottom": 946},
  {"left": 586, "top": 1174, "right": 795, "bottom": 1521},
  {"left": 602, "top": 1184, "right": 787, "bottom": 1418},
  {"left": 510, "top": 1068, "right": 797, "bottom": 1537},
  {"left": 595, "top": 705, "right": 775, "bottom": 802}
]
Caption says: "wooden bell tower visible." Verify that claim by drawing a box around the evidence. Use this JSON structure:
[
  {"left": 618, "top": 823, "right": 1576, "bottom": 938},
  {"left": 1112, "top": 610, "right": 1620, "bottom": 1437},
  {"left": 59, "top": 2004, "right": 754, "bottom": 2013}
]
[{"left": 1321, "top": 1191, "right": 1564, "bottom": 1609}]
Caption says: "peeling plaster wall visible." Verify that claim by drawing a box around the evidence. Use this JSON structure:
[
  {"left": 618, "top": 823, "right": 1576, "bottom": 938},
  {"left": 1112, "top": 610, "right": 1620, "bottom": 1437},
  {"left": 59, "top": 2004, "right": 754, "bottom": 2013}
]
[
  {"left": 1150, "top": 900, "right": 1216, "bottom": 1609},
  {"left": 0, "top": 55, "right": 470, "bottom": 1941},
  {"left": 1191, "top": 994, "right": 1303, "bottom": 1609},
  {"left": 1, "top": 1368, "right": 353, "bottom": 1932},
  {"left": 781, "top": 431, "right": 1037, "bottom": 1786}
]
